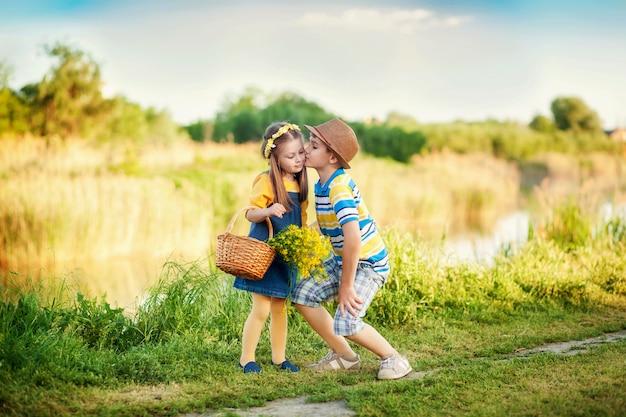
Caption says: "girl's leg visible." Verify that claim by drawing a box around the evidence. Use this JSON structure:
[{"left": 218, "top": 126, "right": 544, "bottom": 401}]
[
  {"left": 269, "top": 297, "right": 288, "bottom": 364},
  {"left": 240, "top": 293, "right": 271, "bottom": 365}
]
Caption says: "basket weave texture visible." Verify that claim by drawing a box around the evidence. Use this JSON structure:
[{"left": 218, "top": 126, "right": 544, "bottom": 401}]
[{"left": 216, "top": 206, "right": 276, "bottom": 280}]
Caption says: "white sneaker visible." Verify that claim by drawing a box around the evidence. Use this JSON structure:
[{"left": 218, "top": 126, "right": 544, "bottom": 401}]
[
  {"left": 306, "top": 349, "right": 361, "bottom": 371},
  {"left": 377, "top": 354, "right": 412, "bottom": 380}
]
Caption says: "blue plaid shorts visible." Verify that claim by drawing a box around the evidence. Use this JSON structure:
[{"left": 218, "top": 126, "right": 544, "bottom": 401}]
[{"left": 291, "top": 256, "right": 386, "bottom": 336}]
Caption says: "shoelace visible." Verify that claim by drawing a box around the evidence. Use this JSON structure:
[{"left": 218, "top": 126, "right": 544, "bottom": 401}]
[
  {"left": 316, "top": 349, "right": 336, "bottom": 365},
  {"left": 380, "top": 355, "right": 397, "bottom": 369}
]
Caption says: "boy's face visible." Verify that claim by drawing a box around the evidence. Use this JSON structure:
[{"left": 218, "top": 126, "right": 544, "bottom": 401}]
[{"left": 305, "top": 135, "right": 335, "bottom": 169}]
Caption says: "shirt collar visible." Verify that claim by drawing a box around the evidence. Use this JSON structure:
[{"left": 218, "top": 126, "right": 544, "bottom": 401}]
[{"left": 316, "top": 168, "right": 345, "bottom": 192}]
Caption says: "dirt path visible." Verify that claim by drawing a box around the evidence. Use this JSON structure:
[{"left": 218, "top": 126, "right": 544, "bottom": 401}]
[{"left": 185, "top": 330, "right": 626, "bottom": 417}]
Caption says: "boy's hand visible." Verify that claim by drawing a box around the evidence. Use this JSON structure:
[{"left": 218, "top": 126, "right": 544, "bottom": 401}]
[{"left": 338, "top": 285, "right": 363, "bottom": 318}]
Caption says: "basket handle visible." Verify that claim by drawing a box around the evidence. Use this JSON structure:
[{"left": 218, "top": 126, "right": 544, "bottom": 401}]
[{"left": 226, "top": 206, "right": 274, "bottom": 238}]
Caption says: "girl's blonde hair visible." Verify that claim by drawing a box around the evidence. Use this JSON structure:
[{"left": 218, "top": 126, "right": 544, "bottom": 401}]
[{"left": 261, "top": 122, "right": 308, "bottom": 211}]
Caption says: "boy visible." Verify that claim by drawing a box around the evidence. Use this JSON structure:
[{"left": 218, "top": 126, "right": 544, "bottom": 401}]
[{"left": 292, "top": 118, "right": 412, "bottom": 380}]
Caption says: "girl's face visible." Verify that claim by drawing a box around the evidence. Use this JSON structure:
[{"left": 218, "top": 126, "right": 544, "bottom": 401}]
[
  {"left": 304, "top": 135, "right": 333, "bottom": 169},
  {"left": 277, "top": 137, "right": 305, "bottom": 177}
]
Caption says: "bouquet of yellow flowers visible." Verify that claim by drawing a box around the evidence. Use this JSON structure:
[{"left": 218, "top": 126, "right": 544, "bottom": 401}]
[{"left": 267, "top": 224, "right": 333, "bottom": 282}]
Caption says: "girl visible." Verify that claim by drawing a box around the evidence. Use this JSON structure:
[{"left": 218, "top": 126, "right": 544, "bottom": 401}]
[{"left": 233, "top": 122, "right": 308, "bottom": 373}]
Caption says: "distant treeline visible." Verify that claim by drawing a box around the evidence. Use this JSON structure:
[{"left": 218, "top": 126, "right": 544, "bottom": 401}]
[
  {"left": 0, "top": 42, "right": 618, "bottom": 162},
  {"left": 188, "top": 87, "right": 617, "bottom": 162},
  {"left": 0, "top": 42, "right": 184, "bottom": 145}
]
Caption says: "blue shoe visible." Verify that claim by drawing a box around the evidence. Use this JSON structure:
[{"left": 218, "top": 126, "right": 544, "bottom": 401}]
[
  {"left": 274, "top": 360, "right": 300, "bottom": 372},
  {"left": 239, "top": 361, "right": 262, "bottom": 373}
]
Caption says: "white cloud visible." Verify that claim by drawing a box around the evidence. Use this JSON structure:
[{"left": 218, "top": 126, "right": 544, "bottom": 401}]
[
  {"left": 2, "top": 2, "right": 624, "bottom": 128},
  {"left": 297, "top": 7, "right": 472, "bottom": 35}
]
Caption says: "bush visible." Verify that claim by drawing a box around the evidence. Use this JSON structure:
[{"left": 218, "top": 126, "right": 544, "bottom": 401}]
[{"left": 352, "top": 122, "right": 426, "bottom": 163}]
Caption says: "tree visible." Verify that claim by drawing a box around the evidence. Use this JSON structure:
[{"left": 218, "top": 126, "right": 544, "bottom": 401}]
[
  {"left": 212, "top": 87, "right": 263, "bottom": 142},
  {"left": 145, "top": 107, "right": 186, "bottom": 146},
  {"left": 211, "top": 88, "right": 334, "bottom": 143},
  {"left": 550, "top": 96, "right": 602, "bottom": 134},
  {"left": 352, "top": 122, "right": 426, "bottom": 163},
  {"left": 529, "top": 114, "right": 554, "bottom": 133},
  {"left": 104, "top": 96, "right": 149, "bottom": 143},
  {"left": 260, "top": 91, "right": 334, "bottom": 129},
  {"left": 0, "top": 89, "right": 29, "bottom": 135},
  {"left": 34, "top": 42, "right": 106, "bottom": 138},
  {"left": 0, "top": 61, "right": 29, "bottom": 135},
  {"left": 230, "top": 110, "right": 261, "bottom": 144},
  {"left": 183, "top": 119, "right": 212, "bottom": 142}
]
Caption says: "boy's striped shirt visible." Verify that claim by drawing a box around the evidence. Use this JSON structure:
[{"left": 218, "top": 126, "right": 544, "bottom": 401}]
[{"left": 314, "top": 168, "right": 389, "bottom": 277}]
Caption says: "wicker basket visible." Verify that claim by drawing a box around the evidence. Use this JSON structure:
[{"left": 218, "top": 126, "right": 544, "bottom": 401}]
[{"left": 216, "top": 206, "right": 276, "bottom": 280}]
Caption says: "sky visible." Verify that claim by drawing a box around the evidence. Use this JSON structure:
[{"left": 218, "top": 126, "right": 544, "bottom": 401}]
[{"left": 1, "top": 0, "right": 625, "bottom": 129}]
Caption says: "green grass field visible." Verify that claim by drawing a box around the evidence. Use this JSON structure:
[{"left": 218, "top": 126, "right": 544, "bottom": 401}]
[{"left": 1, "top": 216, "right": 625, "bottom": 416}]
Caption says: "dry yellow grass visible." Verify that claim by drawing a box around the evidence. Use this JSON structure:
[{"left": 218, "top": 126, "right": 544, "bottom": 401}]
[
  {"left": 0, "top": 139, "right": 522, "bottom": 273},
  {"left": 2, "top": 136, "right": 623, "bottom": 290}
]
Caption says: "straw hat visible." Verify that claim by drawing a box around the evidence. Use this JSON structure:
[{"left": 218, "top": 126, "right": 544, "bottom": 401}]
[{"left": 304, "top": 118, "right": 359, "bottom": 169}]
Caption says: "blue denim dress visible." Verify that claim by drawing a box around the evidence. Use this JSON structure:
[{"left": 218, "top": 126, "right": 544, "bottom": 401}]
[{"left": 233, "top": 191, "right": 302, "bottom": 298}]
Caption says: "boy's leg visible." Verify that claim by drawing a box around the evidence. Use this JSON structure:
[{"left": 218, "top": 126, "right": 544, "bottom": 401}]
[
  {"left": 346, "top": 323, "right": 395, "bottom": 358},
  {"left": 297, "top": 304, "right": 360, "bottom": 371},
  {"left": 292, "top": 257, "right": 359, "bottom": 364},
  {"left": 340, "top": 264, "right": 412, "bottom": 379},
  {"left": 296, "top": 304, "right": 355, "bottom": 356}
]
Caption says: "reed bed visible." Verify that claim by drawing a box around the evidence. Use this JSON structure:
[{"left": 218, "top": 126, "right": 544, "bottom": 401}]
[
  {"left": 1, "top": 136, "right": 623, "bottom": 294},
  {"left": 1, "top": 174, "right": 213, "bottom": 262}
]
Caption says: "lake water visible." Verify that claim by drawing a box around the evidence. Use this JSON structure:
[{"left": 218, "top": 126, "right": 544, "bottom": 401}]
[
  {"left": 443, "top": 201, "right": 626, "bottom": 265},
  {"left": 444, "top": 210, "right": 530, "bottom": 264}
]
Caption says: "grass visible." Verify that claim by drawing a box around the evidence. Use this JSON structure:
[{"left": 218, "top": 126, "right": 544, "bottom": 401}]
[
  {"left": 1, "top": 291, "right": 624, "bottom": 416},
  {"left": 1, "top": 206, "right": 626, "bottom": 416}
]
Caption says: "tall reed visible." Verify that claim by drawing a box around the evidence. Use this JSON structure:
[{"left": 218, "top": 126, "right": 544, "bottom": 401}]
[
  {"left": 1, "top": 139, "right": 524, "bottom": 280},
  {"left": 1, "top": 174, "right": 214, "bottom": 263}
]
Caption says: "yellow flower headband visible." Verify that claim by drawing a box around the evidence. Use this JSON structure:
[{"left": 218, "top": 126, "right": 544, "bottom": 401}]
[{"left": 264, "top": 123, "right": 300, "bottom": 160}]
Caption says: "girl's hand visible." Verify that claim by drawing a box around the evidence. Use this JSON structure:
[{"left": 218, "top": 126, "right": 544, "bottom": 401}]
[{"left": 267, "top": 203, "right": 286, "bottom": 219}]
